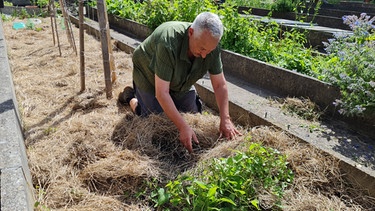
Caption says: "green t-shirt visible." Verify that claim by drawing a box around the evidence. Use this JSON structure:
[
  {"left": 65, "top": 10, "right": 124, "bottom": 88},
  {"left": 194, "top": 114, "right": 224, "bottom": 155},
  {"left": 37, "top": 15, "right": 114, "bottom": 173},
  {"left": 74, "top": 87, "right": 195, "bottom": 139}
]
[{"left": 132, "top": 21, "right": 223, "bottom": 99}]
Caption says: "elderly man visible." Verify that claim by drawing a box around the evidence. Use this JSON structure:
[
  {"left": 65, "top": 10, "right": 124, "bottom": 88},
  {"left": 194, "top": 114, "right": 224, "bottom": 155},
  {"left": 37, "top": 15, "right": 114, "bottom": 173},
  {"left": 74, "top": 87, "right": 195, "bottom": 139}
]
[{"left": 119, "top": 12, "right": 241, "bottom": 153}]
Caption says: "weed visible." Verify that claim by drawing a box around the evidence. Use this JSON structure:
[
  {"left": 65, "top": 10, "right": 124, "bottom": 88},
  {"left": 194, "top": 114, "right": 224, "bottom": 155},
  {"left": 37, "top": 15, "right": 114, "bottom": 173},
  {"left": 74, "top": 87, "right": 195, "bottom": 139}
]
[
  {"left": 44, "top": 127, "right": 57, "bottom": 135},
  {"left": 1, "top": 13, "right": 13, "bottom": 21},
  {"left": 278, "top": 97, "right": 322, "bottom": 121},
  {"left": 34, "top": 186, "right": 50, "bottom": 211},
  {"left": 153, "top": 141, "right": 294, "bottom": 210}
]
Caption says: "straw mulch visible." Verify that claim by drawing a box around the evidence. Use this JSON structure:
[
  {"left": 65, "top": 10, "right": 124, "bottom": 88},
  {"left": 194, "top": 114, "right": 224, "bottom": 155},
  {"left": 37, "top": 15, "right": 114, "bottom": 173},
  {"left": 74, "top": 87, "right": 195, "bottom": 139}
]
[{"left": 3, "top": 17, "right": 374, "bottom": 210}]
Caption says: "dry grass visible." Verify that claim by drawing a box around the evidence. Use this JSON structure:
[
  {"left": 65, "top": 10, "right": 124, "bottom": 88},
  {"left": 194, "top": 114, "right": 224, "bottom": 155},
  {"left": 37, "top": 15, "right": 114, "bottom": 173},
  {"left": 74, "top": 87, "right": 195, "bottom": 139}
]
[{"left": 3, "top": 17, "right": 375, "bottom": 210}]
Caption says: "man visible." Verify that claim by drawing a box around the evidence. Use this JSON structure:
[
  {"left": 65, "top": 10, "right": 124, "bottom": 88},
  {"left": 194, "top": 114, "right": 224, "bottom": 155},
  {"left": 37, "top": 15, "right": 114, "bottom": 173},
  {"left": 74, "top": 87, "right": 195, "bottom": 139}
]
[{"left": 119, "top": 12, "right": 241, "bottom": 153}]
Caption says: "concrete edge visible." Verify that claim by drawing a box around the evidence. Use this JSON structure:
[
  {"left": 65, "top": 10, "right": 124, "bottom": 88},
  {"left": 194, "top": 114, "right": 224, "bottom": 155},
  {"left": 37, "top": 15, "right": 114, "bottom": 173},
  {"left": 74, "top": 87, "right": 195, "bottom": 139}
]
[{"left": 0, "top": 19, "right": 34, "bottom": 210}]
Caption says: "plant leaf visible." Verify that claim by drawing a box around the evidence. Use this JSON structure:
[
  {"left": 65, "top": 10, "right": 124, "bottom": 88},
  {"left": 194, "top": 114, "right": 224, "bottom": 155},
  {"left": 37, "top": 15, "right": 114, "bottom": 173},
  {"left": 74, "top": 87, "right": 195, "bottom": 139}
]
[{"left": 218, "top": 197, "right": 237, "bottom": 206}]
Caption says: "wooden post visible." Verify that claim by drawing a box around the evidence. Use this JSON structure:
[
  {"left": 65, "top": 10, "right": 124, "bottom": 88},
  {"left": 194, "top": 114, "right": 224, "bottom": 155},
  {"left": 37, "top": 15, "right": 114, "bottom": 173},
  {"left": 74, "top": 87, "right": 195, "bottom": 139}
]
[
  {"left": 97, "top": 0, "right": 113, "bottom": 99},
  {"left": 79, "top": 0, "right": 85, "bottom": 92}
]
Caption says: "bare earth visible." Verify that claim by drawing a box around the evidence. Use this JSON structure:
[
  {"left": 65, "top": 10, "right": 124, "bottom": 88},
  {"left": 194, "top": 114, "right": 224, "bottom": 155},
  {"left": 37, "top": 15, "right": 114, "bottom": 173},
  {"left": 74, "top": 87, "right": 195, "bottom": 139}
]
[{"left": 3, "top": 17, "right": 375, "bottom": 210}]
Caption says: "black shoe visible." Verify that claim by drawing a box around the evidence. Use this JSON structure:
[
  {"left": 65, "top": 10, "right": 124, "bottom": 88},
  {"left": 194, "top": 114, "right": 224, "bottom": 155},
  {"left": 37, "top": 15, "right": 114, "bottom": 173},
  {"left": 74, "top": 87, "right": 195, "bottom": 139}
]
[{"left": 119, "top": 86, "right": 135, "bottom": 105}]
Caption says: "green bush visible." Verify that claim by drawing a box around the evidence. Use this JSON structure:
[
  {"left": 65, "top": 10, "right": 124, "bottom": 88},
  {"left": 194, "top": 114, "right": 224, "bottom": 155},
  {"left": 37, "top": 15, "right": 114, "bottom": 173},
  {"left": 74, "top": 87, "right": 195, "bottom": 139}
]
[
  {"left": 318, "top": 13, "right": 375, "bottom": 116},
  {"left": 271, "top": 0, "right": 296, "bottom": 12}
]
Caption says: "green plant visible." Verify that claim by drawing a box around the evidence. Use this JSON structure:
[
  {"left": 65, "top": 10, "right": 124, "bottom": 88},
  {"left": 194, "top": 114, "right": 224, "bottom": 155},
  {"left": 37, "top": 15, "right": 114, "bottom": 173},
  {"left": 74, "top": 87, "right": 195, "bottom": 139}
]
[
  {"left": 34, "top": 185, "right": 50, "bottom": 211},
  {"left": 36, "top": 0, "right": 49, "bottom": 8},
  {"left": 153, "top": 142, "right": 294, "bottom": 210},
  {"left": 219, "top": 3, "right": 314, "bottom": 74},
  {"left": 226, "top": 0, "right": 274, "bottom": 10},
  {"left": 18, "top": 8, "right": 31, "bottom": 19},
  {"left": 271, "top": 0, "right": 296, "bottom": 12},
  {"left": 44, "top": 127, "right": 57, "bottom": 135},
  {"left": 1, "top": 13, "right": 13, "bottom": 21},
  {"left": 294, "top": 0, "right": 322, "bottom": 23},
  {"left": 106, "top": 0, "right": 143, "bottom": 21},
  {"left": 172, "top": 0, "right": 218, "bottom": 23},
  {"left": 25, "top": 19, "right": 35, "bottom": 30},
  {"left": 141, "top": 0, "right": 176, "bottom": 29},
  {"left": 319, "top": 13, "right": 375, "bottom": 116},
  {"left": 4, "top": 0, "right": 13, "bottom": 6}
]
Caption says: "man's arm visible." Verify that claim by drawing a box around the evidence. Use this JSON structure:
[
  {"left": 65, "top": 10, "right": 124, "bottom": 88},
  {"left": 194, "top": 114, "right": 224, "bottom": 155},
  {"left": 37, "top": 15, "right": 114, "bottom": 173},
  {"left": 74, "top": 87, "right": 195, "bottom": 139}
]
[
  {"left": 155, "top": 75, "right": 198, "bottom": 153},
  {"left": 210, "top": 73, "right": 242, "bottom": 139}
]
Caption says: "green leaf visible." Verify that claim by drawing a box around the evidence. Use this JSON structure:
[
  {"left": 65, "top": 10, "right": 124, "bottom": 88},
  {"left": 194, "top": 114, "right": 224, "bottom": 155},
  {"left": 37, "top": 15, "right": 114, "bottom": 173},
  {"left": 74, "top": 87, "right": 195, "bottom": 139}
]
[
  {"left": 218, "top": 197, "right": 237, "bottom": 206},
  {"left": 194, "top": 180, "right": 207, "bottom": 190},
  {"left": 155, "top": 188, "right": 169, "bottom": 207},
  {"left": 251, "top": 199, "right": 260, "bottom": 210},
  {"left": 207, "top": 186, "right": 218, "bottom": 198},
  {"left": 187, "top": 186, "right": 195, "bottom": 196},
  {"left": 34, "top": 201, "right": 40, "bottom": 207}
]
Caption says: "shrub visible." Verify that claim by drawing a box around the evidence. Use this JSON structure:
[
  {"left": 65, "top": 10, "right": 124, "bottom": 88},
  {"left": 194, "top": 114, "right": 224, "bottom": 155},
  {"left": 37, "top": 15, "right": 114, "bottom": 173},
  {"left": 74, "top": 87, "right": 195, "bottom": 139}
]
[{"left": 320, "top": 13, "right": 375, "bottom": 116}]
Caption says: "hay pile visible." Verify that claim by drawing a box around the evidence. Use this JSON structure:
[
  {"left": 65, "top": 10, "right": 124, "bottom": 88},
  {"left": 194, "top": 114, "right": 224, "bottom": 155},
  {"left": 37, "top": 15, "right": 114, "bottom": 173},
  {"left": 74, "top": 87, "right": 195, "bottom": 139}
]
[{"left": 3, "top": 17, "right": 374, "bottom": 210}]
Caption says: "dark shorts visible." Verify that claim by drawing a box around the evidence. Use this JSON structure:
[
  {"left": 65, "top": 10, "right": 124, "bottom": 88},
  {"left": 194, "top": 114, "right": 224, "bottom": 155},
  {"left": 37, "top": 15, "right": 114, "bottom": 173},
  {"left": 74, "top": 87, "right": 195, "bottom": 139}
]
[{"left": 134, "top": 83, "right": 202, "bottom": 117}]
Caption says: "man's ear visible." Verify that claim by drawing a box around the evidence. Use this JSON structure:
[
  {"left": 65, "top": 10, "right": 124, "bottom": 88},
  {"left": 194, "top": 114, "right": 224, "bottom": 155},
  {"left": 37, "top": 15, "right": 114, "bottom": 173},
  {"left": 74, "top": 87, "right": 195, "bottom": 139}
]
[{"left": 188, "top": 27, "right": 194, "bottom": 38}]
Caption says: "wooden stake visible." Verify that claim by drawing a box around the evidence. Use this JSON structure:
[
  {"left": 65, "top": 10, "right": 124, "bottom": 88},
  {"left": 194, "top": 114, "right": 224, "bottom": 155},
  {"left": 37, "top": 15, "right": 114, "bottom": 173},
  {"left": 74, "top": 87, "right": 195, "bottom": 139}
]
[
  {"left": 63, "top": 0, "right": 77, "bottom": 55},
  {"left": 49, "top": 0, "right": 55, "bottom": 45},
  {"left": 79, "top": 0, "right": 85, "bottom": 92},
  {"left": 59, "top": 0, "right": 77, "bottom": 55},
  {"left": 97, "top": 0, "right": 113, "bottom": 99},
  {"left": 110, "top": 43, "right": 116, "bottom": 83},
  {"left": 51, "top": 1, "right": 61, "bottom": 56}
]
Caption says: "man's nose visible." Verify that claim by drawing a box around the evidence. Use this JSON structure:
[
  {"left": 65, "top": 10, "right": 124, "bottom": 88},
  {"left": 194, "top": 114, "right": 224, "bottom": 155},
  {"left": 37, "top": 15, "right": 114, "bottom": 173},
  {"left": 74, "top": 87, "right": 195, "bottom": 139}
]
[{"left": 200, "top": 51, "right": 207, "bottom": 58}]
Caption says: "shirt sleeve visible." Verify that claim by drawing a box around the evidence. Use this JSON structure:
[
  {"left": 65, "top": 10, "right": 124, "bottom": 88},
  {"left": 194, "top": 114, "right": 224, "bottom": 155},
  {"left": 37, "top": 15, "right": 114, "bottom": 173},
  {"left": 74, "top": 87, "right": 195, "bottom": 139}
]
[{"left": 208, "top": 46, "right": 223, "bottom": 75}]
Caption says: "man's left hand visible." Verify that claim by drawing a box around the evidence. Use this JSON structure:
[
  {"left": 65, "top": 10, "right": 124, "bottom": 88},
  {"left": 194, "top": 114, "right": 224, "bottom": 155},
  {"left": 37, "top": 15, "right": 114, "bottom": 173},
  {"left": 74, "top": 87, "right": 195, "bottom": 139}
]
[{"left": 219, "top": 118, "right": 242, "bottom": 140}]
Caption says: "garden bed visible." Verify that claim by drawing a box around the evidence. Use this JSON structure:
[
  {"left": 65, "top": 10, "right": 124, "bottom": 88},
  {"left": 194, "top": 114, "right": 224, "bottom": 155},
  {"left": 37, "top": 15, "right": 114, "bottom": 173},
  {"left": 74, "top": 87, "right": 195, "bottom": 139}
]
[
  {"left": 3, "top": 16, "right": 375, "bottom": 210},
  {"left": 238, "top": 6, "right": 351, "bottom": 31},
  {"left": 238, "top": 1, "right": 375, "bottom": 30}
]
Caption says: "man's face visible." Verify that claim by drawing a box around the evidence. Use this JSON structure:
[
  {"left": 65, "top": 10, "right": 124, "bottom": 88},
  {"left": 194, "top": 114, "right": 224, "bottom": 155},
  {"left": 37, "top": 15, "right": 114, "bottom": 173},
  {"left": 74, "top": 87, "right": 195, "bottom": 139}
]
[{"left": 188, "top": 28, "right": 220, "bottom": 59}]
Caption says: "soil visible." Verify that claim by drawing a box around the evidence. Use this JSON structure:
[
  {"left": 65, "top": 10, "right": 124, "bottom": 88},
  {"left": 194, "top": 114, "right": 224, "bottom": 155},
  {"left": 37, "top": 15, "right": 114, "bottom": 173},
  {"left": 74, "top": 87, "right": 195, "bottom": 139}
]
[{"left": 3, "top": 16, "right": 375, "bottom": 210}]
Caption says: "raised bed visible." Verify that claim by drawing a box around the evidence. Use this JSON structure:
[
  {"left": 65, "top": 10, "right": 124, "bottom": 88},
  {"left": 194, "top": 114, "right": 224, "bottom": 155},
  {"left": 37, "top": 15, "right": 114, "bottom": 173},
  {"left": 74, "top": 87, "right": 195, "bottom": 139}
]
[
  {"left": 238, "top": 6, "right": 351, "bottom": 31},
  {"left": 321, "top": 1, "right": 375, "bottom": 14},
  {"left": 238, "top": 2, "right": 375, "bottom": 30},
  {"left": 236, "top": 7, "right": 352, "bottom": 52},
  {"left": 0, "top": 5, "right": 42, "bottom": 15}
]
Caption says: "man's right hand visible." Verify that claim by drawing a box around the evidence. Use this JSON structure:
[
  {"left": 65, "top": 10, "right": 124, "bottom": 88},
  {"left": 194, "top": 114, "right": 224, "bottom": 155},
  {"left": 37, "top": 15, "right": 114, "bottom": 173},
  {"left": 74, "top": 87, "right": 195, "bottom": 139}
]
[
  {"left": 179, "top": 125, "right": 199, "bottom": 153},
  {"left": 155, "top": 75, "right": 199, "bottom": 153}
]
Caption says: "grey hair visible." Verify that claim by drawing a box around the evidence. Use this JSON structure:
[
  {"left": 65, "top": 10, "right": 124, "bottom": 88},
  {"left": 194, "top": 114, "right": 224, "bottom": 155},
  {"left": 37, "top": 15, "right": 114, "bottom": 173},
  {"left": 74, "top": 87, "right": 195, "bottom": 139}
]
[{"left": 191, "top": 12, "right": 224, "bottom": 40}]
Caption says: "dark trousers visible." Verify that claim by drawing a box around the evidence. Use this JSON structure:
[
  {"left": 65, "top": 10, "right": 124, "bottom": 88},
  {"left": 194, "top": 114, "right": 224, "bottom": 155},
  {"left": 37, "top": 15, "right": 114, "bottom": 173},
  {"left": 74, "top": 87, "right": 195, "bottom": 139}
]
[{"left": 134, "top": 83, "right": 202, "bottom": 117}]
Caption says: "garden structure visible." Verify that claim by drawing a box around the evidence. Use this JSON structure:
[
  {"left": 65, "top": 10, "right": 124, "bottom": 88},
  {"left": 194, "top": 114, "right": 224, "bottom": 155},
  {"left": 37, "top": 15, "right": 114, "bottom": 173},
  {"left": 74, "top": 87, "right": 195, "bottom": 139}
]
[{"left": 1, "top": 0, "right": 375, "bottom": 210}]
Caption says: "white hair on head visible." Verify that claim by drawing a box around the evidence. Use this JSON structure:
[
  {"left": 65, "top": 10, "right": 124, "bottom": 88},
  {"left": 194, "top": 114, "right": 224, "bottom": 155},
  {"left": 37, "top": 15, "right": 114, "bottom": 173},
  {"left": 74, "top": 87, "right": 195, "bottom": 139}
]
[{"left": 191, "top": 12, "right": 224, "bottom": 40}]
